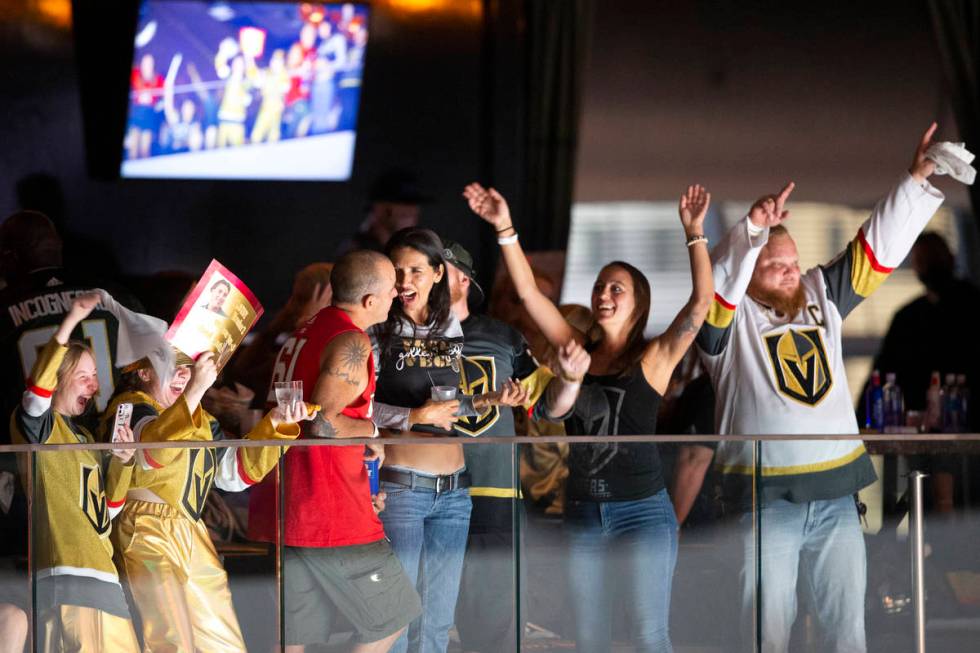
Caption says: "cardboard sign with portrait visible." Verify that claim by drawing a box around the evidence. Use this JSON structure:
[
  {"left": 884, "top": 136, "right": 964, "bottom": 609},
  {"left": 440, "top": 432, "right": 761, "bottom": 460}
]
[{"left": 165, "top": 259, "right": 264, "bottom": 371}]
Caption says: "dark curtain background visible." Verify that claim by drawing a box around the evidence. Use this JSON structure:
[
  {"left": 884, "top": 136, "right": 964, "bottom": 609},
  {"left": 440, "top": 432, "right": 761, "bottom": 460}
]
[
  {"left": 519, "top": 0, "right": 594, "bottom": 251},
  {"left": 928, "top": 0, "right": 980, "bottom": 229}
]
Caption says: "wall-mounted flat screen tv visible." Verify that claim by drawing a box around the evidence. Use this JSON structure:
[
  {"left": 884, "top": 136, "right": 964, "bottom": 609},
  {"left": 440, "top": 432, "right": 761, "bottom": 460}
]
[{"left": 121, "top": 1, "right": 369, "bottom": 180}]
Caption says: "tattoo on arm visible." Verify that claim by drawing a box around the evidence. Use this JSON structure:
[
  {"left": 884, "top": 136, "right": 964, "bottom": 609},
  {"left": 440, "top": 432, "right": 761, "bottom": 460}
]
[
  {"left": 679, "top": 313, "right": 702, "bottom": 335},
  {"left": 309, "top": 413, "right": 339, "bottom": 438},
  {"left": 326, "top": 338, "right": 369, "bottom": 387}
]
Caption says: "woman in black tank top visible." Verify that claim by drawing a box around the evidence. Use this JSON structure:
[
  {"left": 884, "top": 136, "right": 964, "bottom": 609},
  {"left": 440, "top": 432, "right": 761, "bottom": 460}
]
[{"left": 466, "top": 182, "right": 714, "bottom": 653}]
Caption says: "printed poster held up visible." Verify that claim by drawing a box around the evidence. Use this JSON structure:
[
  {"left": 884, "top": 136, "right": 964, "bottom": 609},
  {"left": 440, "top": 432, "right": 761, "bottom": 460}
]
[{"left": 165, "top": 259, "right": 263, "bottom": 371}]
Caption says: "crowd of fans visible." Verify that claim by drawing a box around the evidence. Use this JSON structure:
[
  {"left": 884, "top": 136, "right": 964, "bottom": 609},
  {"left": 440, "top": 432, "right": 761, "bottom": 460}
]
[{"left": 0, "top": 125, "right": 975, "bottom": 653}]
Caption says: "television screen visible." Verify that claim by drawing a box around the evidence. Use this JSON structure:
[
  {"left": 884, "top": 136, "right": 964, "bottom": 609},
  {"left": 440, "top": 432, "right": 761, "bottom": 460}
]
[{"left": 121, "top": 1, "right": 369, "bottom": 180}]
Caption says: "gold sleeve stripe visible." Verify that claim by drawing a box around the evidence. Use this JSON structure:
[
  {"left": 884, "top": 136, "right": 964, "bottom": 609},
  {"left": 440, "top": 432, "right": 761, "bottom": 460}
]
[
  {"left": 521, "top": 366, "right": 556, "bottom": 417},
  {"left": 716, "top": 443, "right": 867, "bottom": 476},
  {"left": 706, "top": 292, "right": 736, "bottom": 329},
  {"left": 849, "top": 228, "right": 893, "bottom": 298}
]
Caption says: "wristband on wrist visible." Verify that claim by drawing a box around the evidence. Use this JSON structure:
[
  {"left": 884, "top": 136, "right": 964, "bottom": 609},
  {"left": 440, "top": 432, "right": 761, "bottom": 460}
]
[
  {"left": 498, "top": 233, "right": 519, "bottom": 245},
  {"left": 560, "top": 371, "right": 585, "bottom": 384},
  {"left": 370, "top": 423, "right": 380, "bottom": 438},
  {"left": 685, "top": 234, "right": 708, "bottom": 248},
  {"left": 496, "top": 224, "right": 515, "bottom": 233}
]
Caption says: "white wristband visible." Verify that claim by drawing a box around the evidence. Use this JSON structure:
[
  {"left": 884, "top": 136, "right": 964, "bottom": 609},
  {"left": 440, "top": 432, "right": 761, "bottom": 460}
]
[
  {"left": 498, "top": 233, "right": 519, "bottom": 245},
  {"left": 370, "top": 423, "right": 380, "bottom": 438}
]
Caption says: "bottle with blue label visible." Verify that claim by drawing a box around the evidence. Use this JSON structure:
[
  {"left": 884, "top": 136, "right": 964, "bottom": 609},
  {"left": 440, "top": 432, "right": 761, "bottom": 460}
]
[{"left": 865, "top": 370, "right": 884, "bottom": 431}]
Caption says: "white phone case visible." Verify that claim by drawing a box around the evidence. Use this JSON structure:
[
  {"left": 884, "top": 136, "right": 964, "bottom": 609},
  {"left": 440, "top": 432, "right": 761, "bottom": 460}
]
[{"left": 112, "top": 402, "right": 133, "bottom": 443}]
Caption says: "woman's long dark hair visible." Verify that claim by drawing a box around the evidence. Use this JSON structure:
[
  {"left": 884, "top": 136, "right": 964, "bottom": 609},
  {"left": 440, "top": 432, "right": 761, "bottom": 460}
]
[
  {"left": 380, "top": 227, "right": 452, "bottom": 344},
  {"left": 585, "top": 260, "right": 651, "bottom": 374}
]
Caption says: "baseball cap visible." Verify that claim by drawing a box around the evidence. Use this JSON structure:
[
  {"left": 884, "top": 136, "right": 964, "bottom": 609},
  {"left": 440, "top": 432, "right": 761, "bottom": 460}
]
[{"left": 441, "top": 238, "right": 485, "bottom": 304}]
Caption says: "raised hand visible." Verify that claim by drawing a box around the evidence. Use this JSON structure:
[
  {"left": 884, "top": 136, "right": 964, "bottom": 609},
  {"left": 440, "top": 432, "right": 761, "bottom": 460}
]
[
  {"left": 748, "top": 182, "right": 795, "bottom": 229},
  {"left": 70, "top": 292, "right": 101, "bottom": 321},
  {"left": 56, "top": 291, "right": 102, "bottom": 344},
  {"left": 909, "top": 122, "right": 938, "bottom": 184},
  {"left": 463, "top": 183, "right": 512, "bottom": 230},
  {"left": 555, "top": 340, "right": 590, "bottom": 382},
  {"left": 678, "top": 185, "right": 711, "bottom": 236},
  {"left": 188, "top": 352, "right": 218, "bottom": 393}
]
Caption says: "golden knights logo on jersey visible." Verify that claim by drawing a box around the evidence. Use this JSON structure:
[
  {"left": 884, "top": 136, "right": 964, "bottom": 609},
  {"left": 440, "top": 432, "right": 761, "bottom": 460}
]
[
  {"left": 764, "top": 328, "right": 833, "bottom": 406},
  {"left": 78, "top": 464, "right": 111, "bottom": 537},
  {"left": 181, "top": 448, "right": 216, "bottom": 520},
  {"left": 455, "top": 355, "right": 498, "bottom": 436}
]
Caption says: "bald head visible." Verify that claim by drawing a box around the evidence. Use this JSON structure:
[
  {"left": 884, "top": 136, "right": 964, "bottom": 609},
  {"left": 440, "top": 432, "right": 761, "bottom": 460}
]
[
  {"left": 0, "top": 210, "right": 63, "bottom": 279},
  {"left": 330, "top": 250, "right": 397, "bottom": 328}
]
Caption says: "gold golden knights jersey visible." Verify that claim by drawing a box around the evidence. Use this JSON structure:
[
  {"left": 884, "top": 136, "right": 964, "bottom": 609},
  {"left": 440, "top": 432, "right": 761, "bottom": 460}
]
[
  {"left": 102, "top": 391, "right": 299, "bottom": 522},
  {"left": 696, "top": 172, "right": 944, "bottom": 504},
  {"left": 10, "top": 339, "right": 133, "bottom": 617}
]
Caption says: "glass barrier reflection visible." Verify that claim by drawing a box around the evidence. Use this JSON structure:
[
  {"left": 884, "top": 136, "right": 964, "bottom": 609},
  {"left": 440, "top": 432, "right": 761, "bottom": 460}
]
[{"left": 2, "top": 435, "right": 979, "bottom": 652}]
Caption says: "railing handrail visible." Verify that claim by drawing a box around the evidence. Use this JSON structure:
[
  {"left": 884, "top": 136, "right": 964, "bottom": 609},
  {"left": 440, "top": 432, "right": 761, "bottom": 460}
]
[{"left": 2, "top": 432, "right": 980, "bottom": 453}]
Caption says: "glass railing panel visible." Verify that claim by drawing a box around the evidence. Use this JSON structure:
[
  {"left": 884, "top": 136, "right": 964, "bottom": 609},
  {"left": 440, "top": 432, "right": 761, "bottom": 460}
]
[
  {"left": 0, "top": 449, "right": 30, "bottom": 653},
  {"left": 28, "top": 442, "right": 284, "bottom": 653},
  {"left": 862, "top": 440, "right": 980, "bottom": 653},
  {"left": 8, "top": 434, "right": 980, "bottom": 653}
]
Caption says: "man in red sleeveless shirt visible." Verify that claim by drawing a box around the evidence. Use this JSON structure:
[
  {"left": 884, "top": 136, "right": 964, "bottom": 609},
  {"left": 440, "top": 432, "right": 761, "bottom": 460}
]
[{"left": 249, "top": 250, "right": 420, "bottom": 652}]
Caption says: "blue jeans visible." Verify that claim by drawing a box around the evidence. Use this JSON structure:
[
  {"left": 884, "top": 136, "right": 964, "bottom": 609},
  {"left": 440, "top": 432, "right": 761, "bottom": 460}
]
[
  {"left": 380, "top": 476, "right": 472, "bottom": 653},
  {"left": 739, "top": 496, "right": 867, "bottom": 653},
  {"left": 565, "top": 489, "right": 678, "bottom": 653}
]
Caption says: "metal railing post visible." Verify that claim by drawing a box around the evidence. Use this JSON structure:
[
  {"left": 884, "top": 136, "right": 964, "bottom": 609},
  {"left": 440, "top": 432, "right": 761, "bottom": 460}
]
[{"left": 909, "top": 470, "right": 927, "bottom": 653}]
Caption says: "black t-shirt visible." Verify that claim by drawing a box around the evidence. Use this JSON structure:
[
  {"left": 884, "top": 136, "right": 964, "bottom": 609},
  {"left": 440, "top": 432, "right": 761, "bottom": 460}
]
[
  {"left": 0, "top": 269, "right": 141, "bottom": 435},
  {"left": 0, "top": 268, "right": 138, "bottom": 557},
  {"left": 564, "top": 367, "right": 664, "bottom": 502},
  {"left": 371, "top": 314, "right": 465, "bottom": 435},
  {"left": 458, "top": 313, "right": 540, "bottom": 506}
]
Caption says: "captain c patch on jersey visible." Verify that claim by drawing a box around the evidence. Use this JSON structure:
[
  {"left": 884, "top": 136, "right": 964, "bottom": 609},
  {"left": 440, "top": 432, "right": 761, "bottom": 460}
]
[{"left": 764, "top": 327, "right": 833, "bottom": 406}]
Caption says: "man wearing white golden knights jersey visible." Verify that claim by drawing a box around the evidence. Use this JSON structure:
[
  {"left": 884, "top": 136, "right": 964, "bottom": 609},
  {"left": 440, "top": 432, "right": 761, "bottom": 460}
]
[{"left": 696, "top": 125, "right": 946, "bottom": 652}]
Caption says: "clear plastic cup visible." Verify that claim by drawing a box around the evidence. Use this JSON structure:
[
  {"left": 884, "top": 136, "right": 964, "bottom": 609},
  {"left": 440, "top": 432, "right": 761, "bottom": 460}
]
[
  {"left": 431, "top": 385, "right": 457, "bottom": 402},
  {"left": 274, "top": 380, "right": 303, "bottom": 412}
]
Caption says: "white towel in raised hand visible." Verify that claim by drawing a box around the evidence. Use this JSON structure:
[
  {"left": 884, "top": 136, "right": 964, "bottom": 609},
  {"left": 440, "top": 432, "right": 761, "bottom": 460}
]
[{"left": 925, "top": 141, "right": 976, "bottom": 185}]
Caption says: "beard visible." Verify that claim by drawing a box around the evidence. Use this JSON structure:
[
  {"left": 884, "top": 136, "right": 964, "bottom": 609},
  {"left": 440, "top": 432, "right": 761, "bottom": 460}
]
[{"left": 748, "top": 282, "right": 807, "bottom": 318}]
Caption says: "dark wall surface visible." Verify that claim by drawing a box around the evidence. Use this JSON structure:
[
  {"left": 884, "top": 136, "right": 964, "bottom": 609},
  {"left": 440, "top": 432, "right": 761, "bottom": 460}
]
[{"left": 575, "top": 0, "right": 970, "bottom": 208}]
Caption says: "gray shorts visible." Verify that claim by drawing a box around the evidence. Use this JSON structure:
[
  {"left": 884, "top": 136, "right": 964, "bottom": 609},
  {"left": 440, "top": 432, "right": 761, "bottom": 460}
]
[{"left": 284, "top": 540, "right": 421, "bottom": 645}]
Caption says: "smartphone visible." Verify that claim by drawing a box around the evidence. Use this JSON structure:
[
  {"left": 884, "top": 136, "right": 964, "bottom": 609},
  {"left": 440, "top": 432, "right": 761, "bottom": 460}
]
[{"left": 112, "top": 402, "right": 133, "bottom": 443}]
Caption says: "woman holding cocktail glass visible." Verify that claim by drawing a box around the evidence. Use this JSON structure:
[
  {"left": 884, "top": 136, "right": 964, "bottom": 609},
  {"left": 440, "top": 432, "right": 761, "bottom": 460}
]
[{"left": 369, "top": 227, "right": 524, "bottom": 653}]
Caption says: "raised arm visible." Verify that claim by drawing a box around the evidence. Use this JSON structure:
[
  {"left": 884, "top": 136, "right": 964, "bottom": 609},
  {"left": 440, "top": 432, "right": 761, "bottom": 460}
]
[
  {"left": 464, "top": 183, "right": 580, "bottom": 349},
  {"left": 641, "top": 185, "right": 713, "bottom": 393},
  {"left": 308, "top": 330, "right": 378, "bottom": 438},
  {"left": 14, "top": 293, "right": 100, "bottom": 444},
  {"left": 820, "top": 123, "right": 945, "bottom": 319},
  {"left": 695, "top": 181, "right": 794, "bottom": 357}
]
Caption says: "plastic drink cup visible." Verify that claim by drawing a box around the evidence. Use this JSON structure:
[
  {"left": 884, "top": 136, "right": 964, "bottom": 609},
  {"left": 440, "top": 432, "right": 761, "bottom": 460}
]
[
  {"left": 431, "top": 385, "right": 457, "bottom": 402},
  {"left": 274, "top": 380, "right": 303, "bottom": 412}
]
